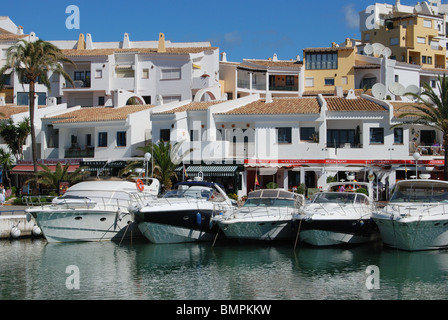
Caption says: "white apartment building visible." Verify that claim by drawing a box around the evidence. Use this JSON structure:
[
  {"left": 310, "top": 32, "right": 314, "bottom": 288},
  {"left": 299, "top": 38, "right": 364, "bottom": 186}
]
[
  {"left": 49, "top": 32, "right": 222, "bottom": 108},
  {"left": 150, "top": 91, "right": 444, "bottom": 197}
]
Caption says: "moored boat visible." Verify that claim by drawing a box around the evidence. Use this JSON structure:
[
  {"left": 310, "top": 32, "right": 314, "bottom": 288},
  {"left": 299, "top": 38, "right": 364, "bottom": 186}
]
[
  {"left": 26, "top": 178, "right": 159, "bottom": 243},
  {"left": 372, "top": 178, "right": 448, "bottom": 251},
  {"left": 293, "top": 182, "right": 379, "bottom": 246},
  {"left": 213, "top": 189, "right": 305, "bottom": 241},
  {"left": 130, "top": 179, "right": 237, "bottom": 244}
]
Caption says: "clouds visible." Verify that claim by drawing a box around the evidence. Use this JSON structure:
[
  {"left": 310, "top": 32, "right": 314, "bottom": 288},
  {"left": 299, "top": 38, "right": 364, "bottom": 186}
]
[{"left": 343, "top": 4, "right": 360, "bottom": 29}]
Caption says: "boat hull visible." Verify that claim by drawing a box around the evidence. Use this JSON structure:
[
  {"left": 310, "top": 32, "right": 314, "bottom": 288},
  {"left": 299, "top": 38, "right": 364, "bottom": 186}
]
[
  {"left": 216, "top": 219, "right": 295, "bottom": 241},
  {"left": 27, "top": 209, "right": 141, "bottom": 243},
  {"left": 373, "top": 215, "right": 448, "bottom": 251},
  {"left": 296, "top": 218, "right": 379, "bottom": 246},
  {"left": 135, "top": 207, "right": 219, "bottom": 244}
]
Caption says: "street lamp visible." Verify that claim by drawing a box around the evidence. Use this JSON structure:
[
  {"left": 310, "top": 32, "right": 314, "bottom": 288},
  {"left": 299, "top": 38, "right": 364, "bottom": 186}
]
[
  {"left": 144, "top": 152, "right": 151, "bottom": 182},
  {"left": 413, "top": 151, "right": 421, "bottom": 179}
]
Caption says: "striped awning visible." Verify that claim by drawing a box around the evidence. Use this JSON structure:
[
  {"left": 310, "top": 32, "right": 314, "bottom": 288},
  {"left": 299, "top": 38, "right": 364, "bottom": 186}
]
[
  {"left": 176, "top": 165, "right": 239, "bottom": 177},
  {"left": 10, "top": 164, "right": 80, "bottom": 175}
]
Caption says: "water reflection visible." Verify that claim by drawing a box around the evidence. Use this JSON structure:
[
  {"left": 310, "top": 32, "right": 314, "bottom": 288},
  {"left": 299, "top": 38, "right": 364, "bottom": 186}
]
[{"left": 0, "top": 239, "right": 448, "bottom": 300}]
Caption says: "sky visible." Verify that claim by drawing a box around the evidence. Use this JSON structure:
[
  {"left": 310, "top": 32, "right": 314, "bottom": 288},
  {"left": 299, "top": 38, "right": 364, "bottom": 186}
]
[{"left": 2, "top": 0, "right": 424, "bottom": 62}]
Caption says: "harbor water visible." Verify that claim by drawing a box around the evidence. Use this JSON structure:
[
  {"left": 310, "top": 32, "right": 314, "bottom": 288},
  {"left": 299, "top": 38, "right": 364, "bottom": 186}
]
[{"left": 1, "top": 237, "right": 448, "bottom": 300}]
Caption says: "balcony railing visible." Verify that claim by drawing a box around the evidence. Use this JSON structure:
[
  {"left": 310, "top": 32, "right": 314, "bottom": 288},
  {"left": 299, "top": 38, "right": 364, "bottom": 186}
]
[
  {"left": 269, "top": 85, "right": 299, "bottom": 92},
  {"left": 64, "top": 80, "right": 91, "bottom": 89},
  {"left": 65, "top": 146, "right": 94, "bottom": 158}
]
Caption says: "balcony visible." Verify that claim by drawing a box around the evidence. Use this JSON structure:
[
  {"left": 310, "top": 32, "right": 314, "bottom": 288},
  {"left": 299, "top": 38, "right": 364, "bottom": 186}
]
[
  {"left": 65, "top": 146, "right": 94, "bottom": 158},
  {"left": 63, "top": 80, "right": 91, "bottom": 90},
  {"left": 269, "top": 85, "right": 299, "bottom": 92}
]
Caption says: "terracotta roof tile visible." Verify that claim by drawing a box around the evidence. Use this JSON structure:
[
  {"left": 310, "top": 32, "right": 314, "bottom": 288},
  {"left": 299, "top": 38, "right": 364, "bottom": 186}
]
[
  {"left": 62, "top": 47, "right": 217, "bottom": 57},
  {"left": 325, "top": 97, "right": 387, "bottom": 112},
  {"left": 0, "top": 105, "right": 30, "bottom": 119},
  {"left": 243, "top": 59, "right": 303, "bottom": 69},
  {"left": 156, "top": 101, "right": 222, "bottom": 114},
  {"left": 50, "top": 105, "right": 154, "bottom": 123},
  {"left": 223, "top": 98, "right": 321, "bottom": 115},
  {"left": 390, "top": 102, "right": 427, "bottom": 118}
]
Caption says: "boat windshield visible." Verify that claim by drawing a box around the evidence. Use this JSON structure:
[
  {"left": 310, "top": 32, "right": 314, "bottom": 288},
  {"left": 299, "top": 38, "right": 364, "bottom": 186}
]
[
  {"left": 243, "top": 198, "right": 295, "bottom": 208},
  {"left": 163, "top": 186, "right": 216, "bottom": 200},
  {"left": 62, "top": 190, "right": 131, "bottom": 201},
  {"left": 390, "top": 184, "right": 448, "bottom": 203},
  {"left": 312, "top": 192, "right": 362, "bottom": 204}
]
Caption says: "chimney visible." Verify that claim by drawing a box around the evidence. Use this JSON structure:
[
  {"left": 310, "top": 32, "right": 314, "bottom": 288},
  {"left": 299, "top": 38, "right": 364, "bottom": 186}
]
[
  {"left": 345, "top": 38, "right": 352, "bottom": 48},
  {"left": 0, "top": 93, "right": 5, "bottom": 106},
  {"left": 334, "top": 86, "right": 343, "bottom": 97},
  {"left": 123, "top": 33, "right": 131, "bottom": 49},
  {"left": 85, "top": 33, "right": 94, "bottom": 50},
  {"left": 76, "top": 33, "right": 85, "bottom": 50},
  {"left": 158, "top": 33, "right": 166, "bottom": 53},
  {"left": 221, "top": 52, "right": 227, "bottom": 62},
  {"left": 265, "top": 92, "right": 273, "bottom": 103},
  {"left": 296, "top": 55, "right": 301, "bottom": 61},
  {"left": 17, "top": 26, "right": 23, "bottom": 35},
  {"left": 272, "top": 53, "right": 278, "bottom": 61}
]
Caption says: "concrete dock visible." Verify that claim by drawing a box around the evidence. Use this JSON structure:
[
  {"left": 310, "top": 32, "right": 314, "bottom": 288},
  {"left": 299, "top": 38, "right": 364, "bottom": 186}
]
[{"left": 0, "top": 205, "right": 41, "bottom": 239}]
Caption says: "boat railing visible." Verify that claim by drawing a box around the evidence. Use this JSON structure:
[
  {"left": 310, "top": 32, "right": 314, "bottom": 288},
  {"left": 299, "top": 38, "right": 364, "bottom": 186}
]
[
  {"left": 25, "top": 194, "right": 157, "bottom": 212},
  {"left": 382, "top": 202, "right": 448, "bottom": 217},
  {"left": 224, "top": 205, "right": 299, "bottom": 220}
]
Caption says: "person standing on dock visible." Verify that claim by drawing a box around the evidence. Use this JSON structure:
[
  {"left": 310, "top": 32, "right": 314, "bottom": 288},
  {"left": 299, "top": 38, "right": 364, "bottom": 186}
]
[{"left": 0, "top": 184, "right": 5, "bottom": 206}]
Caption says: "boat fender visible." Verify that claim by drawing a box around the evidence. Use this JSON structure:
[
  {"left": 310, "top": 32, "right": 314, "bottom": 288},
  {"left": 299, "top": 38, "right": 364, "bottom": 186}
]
[
  {"left": 32, "top": 224, "right": 42, "bottom": 237},
  {"left": 196, "top": 212, "right": 202, "bottom": 226},
  {"left": 10, "top": 226, "right": 21, "bottom": 239}
]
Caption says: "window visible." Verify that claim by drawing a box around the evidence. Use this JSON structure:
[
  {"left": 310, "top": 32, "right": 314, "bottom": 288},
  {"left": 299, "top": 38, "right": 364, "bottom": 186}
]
[
  {"left": 305, "top": 77, "right": 314, "bottom": 87},
  {"left": 417, "top": 37, "right": 426, "bottom": 44},
  {"left": 276, "top": 127, "right": 292, "bottom": 144},
  {"left": 300, "top": 127, "right": 315, "bottom": 141},
  {"left": 98, "top": 132, "right": 107, "bottom": 147},
  {"left": 431, "top": 80, "right": 437, "bottom": 88},
  {"left": 370, "top": 128, "right": 384, "bottom": 144},
  {"left": 390, "top": 37, "right": 399, "bottom": 46},
  {"left": 161, "top": 68, "right": 181, "bottom": 80},
  {"left": 74, "top": 71, "right": 91, "bottom": 87},
  {"left": 394, "top": 128, "right": 403, "bottom": 144},
  {"left": 305, "top": 52, "right": 338, "bottom": 70},
  {"left": 327, "top": 129, "right": 355, "bottom": 148},
  {"left": 86, "top": 134, "right": 92, "bottom": 147},
  {"left": 160, "top": 129, "right": 171, "bottom": 142},
  {"left": 116, "top": 131, "right": 126, "bottom": 147},
  {"left": 364, "top": 33, "right": 370, "bottom": 41},
  {"left": 285, "top": 76, "right": 295, "bottom": 86},
  {"left": 142, "top": 68, "right": 149, "bottom": 79},
  {"left": 360, "top": 77, "right": 376, "bottom": 89},
  {"left": 325, "top": 78, "right": 335, "bottom": 86},
  {"left": 116, "top": 69, "right": 134, "bottom": 78},
  {"left": 341, "top": 76, "right": 348, "bottom": 85},
  {"left": 95, "top": 69, "right": 102, "bottom": 78},
  {"left": 424, "top": 19, "right": 432, "bottom": 28},
  {"left": 422, "top": 56, "right": 427, "bottom": 64},
  {"left": 98, "top": 96, "right": 105, "bottom": 106}
]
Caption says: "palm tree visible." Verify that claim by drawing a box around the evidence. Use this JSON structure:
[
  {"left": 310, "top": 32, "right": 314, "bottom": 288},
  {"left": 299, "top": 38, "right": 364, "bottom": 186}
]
[
  {"left": 0, "top": 118, "right": 31, "bottom": 161},
  {"left": 0, "top": 148, "right": 14, "bottom": 188},
  {"left": 121, "top": 140, "right": 192, "bottom": 191},
  {"left": 0, "top": 39, "right": 74, "bottom": 174},
  {"left": 25, "top": 162, "right": 87, "bottom": 193},
  {"left": 395, "top": 74, "right": 448, "bottom": 180}
]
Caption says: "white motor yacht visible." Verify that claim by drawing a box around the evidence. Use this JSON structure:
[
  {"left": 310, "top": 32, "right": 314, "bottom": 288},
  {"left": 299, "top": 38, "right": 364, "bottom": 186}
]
[
  {"left": 293, "top": 182, "right": 379, "bottom": 246},
  {"left": 26, "top": 178, "right": 159, "bottom": 243},
  {"left": 372, "top": 178, "right": 448, "bottom": 251},
  {"left": 130, "top": 180, "right": 236, "bottom": 244},
  {"left": 213, "top": 189, "right": 304, "bottom": 241}
]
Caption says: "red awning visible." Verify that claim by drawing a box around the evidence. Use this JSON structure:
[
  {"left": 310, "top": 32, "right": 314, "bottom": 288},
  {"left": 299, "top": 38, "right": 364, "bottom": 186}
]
[{"left": 10, "top": 164, "right": 80, "bottom": 175}]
